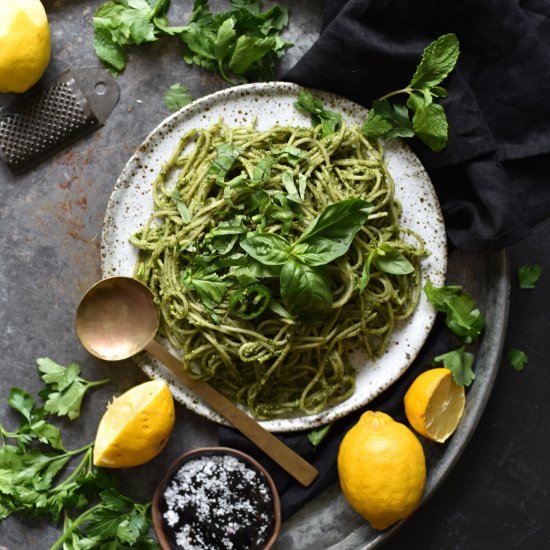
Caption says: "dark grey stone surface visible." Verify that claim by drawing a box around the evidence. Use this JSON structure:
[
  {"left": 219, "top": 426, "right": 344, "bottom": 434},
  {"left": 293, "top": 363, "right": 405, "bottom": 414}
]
[{"left": 1, "top": 1, "right": 549, "bottom": 549}]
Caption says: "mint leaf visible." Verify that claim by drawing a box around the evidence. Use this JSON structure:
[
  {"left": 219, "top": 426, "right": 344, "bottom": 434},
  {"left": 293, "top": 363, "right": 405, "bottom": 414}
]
[
  {"left": 433, "top": 347, "right": 475, "bottom": 387},
  {"left": 164, "top": 83, "right": 194, "bottom": 112},
  {"left": 412, "top": 102, "right": 449, "bottom": 152},
  {"left": 362, "top": 99, "right": 414, "bottom": 140},
  {"left": 507, "top": 347, "right": 528, "bottom": 372},
  {"left": 518, "top": 264, "right": 542, "bottom": 289},
  {"left": 410, "top": 33, "right": 460, "bottom": 89},
  {"left": 361, "top": 33, "right": 459, "bottom": 152}
]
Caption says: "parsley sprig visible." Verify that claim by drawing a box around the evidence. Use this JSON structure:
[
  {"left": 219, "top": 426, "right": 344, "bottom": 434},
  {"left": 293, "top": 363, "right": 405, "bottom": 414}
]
[
  {"left": 0, "top": 359, "right": 159, "bottom": 549},
  {"left": 93, "top": 0, "right": 292, "bottom": 85},
  {"left": 424, "top": 280, "right": 486, "bottom": 387}
]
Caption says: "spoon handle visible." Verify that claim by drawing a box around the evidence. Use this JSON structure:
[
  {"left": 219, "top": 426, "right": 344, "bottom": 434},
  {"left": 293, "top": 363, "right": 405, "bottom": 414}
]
[{"left": 145, "top": 339, "right": 319, "bottom": 487}]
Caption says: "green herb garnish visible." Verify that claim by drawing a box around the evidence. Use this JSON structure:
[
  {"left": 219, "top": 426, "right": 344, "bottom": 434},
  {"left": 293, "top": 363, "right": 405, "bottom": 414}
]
[
  {"left": 164, "top": 83, "right": 194, "bottom": 112},
  {"left": 424, "top": 279, "right": 485, "bottom": 343},
  {"left": 295, "top": 34, "right": 460, "bottom": 153},
  {"left": 240, "top": 198, "right": 373, "bottom": 318},
  {"left": 93, "top": 0, "right": 292, "bottom": 85},
  {"left": 518, "top": 264, "right": 542, "bottom": 289},
  {"left": 507, "top": 347, "right": 528, "bottom": 372},
  {"left": 433, "top": 346, "right": 475, "bottom": 387},
  {"left": 37, "top": 357, "right": 109, "bottom": 420},
  {"left": 308, "top": 424, "right": 332, "bottom": 449},
  {"left": 0, "top": 359, "right": 159, "bottom": 548},
  {"left": 362, "top": 33, "right": 459, "bottom": 152}
]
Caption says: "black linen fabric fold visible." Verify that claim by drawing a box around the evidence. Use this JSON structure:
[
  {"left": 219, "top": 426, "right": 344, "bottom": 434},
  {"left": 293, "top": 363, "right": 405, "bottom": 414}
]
[
  {"left": 220, "top": 0, "right": 550, "bottom": 520},
  {"left": 282, "top": 0, "right": 550, "bottom": 251}
]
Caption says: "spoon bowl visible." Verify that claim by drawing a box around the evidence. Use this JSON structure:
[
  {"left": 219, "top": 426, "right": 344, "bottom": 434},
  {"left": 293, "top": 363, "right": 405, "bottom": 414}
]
[
  {"left": 75, "top": 276, "right": 319, "bottom": 487},
  {"left": 75, "top": 276, "right": 159, "bottom": 361}
]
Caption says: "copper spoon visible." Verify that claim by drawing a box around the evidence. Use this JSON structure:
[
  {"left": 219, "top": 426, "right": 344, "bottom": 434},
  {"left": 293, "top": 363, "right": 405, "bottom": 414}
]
[{"left": 75, "top": 276, "right": 319, "bottom": 487}]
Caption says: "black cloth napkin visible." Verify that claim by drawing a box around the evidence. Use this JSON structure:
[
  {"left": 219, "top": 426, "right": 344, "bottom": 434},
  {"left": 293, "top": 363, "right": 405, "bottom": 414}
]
[{"left": 220, "top": 0, "right": 550, "bottom": 520}]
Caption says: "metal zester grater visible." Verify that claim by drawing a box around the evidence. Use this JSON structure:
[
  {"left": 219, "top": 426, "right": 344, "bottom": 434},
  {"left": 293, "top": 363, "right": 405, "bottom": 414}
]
[{"left": 0, "top": 67, "right": 120, "bottom": 175}]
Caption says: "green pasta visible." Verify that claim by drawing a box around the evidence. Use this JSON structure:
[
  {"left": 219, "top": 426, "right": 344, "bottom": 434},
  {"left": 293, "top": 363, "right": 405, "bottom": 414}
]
[{"left": 130, "top": 118, "right": 426, "bottom": 419}]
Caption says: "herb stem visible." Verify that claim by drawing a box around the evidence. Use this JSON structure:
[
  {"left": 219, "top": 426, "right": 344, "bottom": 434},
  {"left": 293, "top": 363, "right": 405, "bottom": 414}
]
[
  {"left": 52, "top": 447, "right": 93, "bottom": 490},
  {"left": 378, "top": 87, "right": 414, "bottom": 101},
  {"left": 50, "top": 504, "right": 104, "bottom": 550}
]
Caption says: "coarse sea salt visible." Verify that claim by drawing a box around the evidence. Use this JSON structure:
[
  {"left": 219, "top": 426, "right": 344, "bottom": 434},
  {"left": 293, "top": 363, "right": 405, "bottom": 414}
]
[{"left": 161, "top": 453, "right": 275, "bottom": 550}]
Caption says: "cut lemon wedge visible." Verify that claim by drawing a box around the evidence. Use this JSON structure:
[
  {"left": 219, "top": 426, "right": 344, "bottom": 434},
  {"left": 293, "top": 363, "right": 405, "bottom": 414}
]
[
  {"left": 404, "top": 368, "right": 465, "bottom": 443},
  {"left": 93, "top": 380, "right": 175, "bottom": 468}
]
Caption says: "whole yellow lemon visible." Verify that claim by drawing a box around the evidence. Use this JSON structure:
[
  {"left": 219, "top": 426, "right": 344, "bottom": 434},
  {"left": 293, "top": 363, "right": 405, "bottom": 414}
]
[
  {"left": 337, "top": 410, "right": 426, "bottom": 530},
  {"left": 0, "top": 0, "right": 51, "bottom": 93}
]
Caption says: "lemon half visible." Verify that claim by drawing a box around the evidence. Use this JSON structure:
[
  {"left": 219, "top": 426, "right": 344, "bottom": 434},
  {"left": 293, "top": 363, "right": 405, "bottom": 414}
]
[
  {"left": 404, "top": 367, "right": 466, "bottom": 443},
  {"left": 93, "top": 380, "right": 176, "bottom": 468}
]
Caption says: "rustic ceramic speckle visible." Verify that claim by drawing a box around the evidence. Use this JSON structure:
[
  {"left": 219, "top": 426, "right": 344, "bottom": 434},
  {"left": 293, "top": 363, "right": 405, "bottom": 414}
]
[{"left": 101, "top": 82, "right": 447, "bottom": 432}]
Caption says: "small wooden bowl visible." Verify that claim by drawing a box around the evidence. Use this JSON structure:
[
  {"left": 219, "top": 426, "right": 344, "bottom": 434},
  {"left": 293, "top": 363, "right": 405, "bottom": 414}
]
[{"left": 152, "top": 447, "right": 282, "bottom": 549}]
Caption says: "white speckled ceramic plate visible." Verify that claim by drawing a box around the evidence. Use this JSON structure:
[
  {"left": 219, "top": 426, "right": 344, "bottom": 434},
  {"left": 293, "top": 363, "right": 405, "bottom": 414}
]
[{"left": 101, "top": 82, "right": 447, "bottom": 432}]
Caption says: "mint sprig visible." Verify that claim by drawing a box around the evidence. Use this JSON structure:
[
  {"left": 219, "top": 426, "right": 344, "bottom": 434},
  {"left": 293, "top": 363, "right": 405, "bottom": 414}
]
[{"left": 362, "top": 33, "right": 460, "bottom": 152}]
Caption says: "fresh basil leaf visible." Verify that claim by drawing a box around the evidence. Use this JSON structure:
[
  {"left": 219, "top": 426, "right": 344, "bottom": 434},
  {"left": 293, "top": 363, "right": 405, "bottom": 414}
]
[
  {"left": 291, "top": 237, "right": 349, "bottom": 266},
  {"left": 203, "top": 217, "right": 246, "bottom": 254},
  {"left": 252, "top": 155, "right": 274, "bottom": 183},
  {"left": 240, "top": 233, "right": 291, "bottom": 265},
  {"left": 209, "top": 144, "right": 242, "bottom": 183},
  {"left": 164, "top": 83, "right": 194, "bottom": 112},
  {"left": 280, "top": 261, "right": 333, "bottom": 318},
  {"left": 297, "top": 174, "right": 307, "bottom": 200},
  {"left": 412, "top": 102, "right": 448, "bottom": 152},
  {"left": 281, "top": 170, "right": 302, "bottom": 204},
  {"left": 433, "top": 347, "right": 475, "bottom": 387},
  {"left": 507, "top": 347, "right": 528, "bottom": 372},
  {"left": 308, "top": 424, "right": 332, "bottom": 448},
  {"left": 246, "top": 259, "right": 282, "bottom": 279},
  {"left": 518, "top": 264, "right": 542, "bottom": 289},
  {"left": 373, "top": 245, "right": 415, "bottom": 275},
  {"left": 410, "top": 33, "right": 460, "bottom": 90},
  {"left": 359, "top": 251, "right": 375, "bottom": 292},
  {"left": 294, "top": 91, "right": 342, "bottom": 137},
  {"left": 299, "top": 198, "right": 373, "bottom": 245},
  {"left": 171, "top": 191, "right": 192, "bottom": 224},
  {"left": 271, "top": 145, "right": 310, "bottom": 166},
  {"left": 268, "top": 299, "right": 295, "bottom": 320}
]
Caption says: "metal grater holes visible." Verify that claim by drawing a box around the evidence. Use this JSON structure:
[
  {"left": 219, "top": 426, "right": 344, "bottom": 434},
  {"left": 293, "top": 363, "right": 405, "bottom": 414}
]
[{"left": 0, "top": 78, "right": 98, "bottom": 173}]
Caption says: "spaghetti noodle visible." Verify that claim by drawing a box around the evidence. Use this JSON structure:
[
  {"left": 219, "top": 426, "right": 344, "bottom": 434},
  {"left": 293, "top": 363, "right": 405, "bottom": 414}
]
[{"left": 130, "top": 118, "right": 426, "bottom": 419}]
